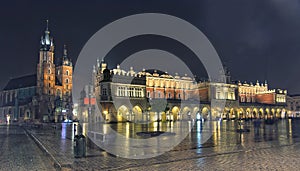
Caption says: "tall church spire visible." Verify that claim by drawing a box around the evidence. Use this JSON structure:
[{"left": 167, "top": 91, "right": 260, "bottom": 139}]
[
  {"left": 46, "top": 20, "right": 49, "bottom": 32},
  {"left": 62, "top": 45, "right": 72, "bottom": 66},
  {"left": 40, "top": 20, "right": 54, "bottom": 51},
  {"left": 63, "top": 44, "right": 67, "bottom": 57}
]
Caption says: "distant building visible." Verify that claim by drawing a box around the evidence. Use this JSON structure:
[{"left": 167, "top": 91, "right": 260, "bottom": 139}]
[
  {"left": 77, "top": 84, "right": 97, "bottom": 123},
  {"left": 0, "top": 75, "right": 37, "bottom": 123},
  {"left": 286, "top": 94, "right": 300, "bottom": 117},
  {"left": 0, "top": 21, "right": 73, "bottom": 123}
]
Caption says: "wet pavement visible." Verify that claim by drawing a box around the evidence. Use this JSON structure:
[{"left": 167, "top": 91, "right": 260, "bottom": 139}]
[
  {"left": 0, "top": 125, "right": 55, "bottom": 171},
  {"left": 16, "top": 119, "right": 300, "bottom": 170}
]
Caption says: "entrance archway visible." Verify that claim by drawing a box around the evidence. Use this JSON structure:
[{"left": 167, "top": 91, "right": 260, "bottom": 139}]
[
  {"left": 238, "top": 108, "right": 245, "bottom": 119},
  {"left": 230, "top": 108, "right": 236, "bottom": 119},
  {"left": 271, "top": 109, "right": 275, "bottom": 119},
  {"left": 181, "top": 106, "right": 191, "bottom": 120},
  {"left": 253, "top": 108, "right": 258, "bottom": 119},
  {"left": 276, "top": 109, "right": 281, "bottom": 118},
  {"left": 246, "top": 108, "right": 251, "bottom": 119},
  {"left": 201, "top": 107, "right": 210, "bottom": 120},
  {"left": 259, "top": 108, "right": 264, "bottom": 119},
  {"left": 117, "top": 105, "right": 129, "bottom": 122},
  {"left": 132, "top": 105, "right": 143, "bottom": 122},
  {"left": 171, "top": 106, "right": 180, "bottom": 121},
  {"left": 265, "top": 108, "right": 270, "bottom": 119}
]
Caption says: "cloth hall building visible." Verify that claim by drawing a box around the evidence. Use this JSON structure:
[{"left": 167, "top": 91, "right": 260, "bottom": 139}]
[{"left": 86, "top": 60, "right": 287, "bottom": 123}]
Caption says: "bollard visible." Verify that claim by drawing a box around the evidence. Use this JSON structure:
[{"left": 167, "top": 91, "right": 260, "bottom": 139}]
[{"left": 74, "top": 134, "right": 86, "bottom": 158}]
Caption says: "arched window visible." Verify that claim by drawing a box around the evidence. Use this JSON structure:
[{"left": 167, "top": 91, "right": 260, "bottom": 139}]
[
  {"left": 66, "top": 70, "right": 69, "bottom": 76},
  {"left": 48, "top": 69, "right": 51, "bottom": 74},
  {"left": 66, "top": 79, "right": 69, "bottom": 84}
]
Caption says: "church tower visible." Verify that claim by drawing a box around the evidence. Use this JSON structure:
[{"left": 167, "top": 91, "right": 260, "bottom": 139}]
[
  {"left": 36, "top": 20, "right": 56, "bottom": 121},
  {"left": 56, "top": 45, "right": 73, "bottom": 98},
  {"left": 37, "top": 20, "right": 56, "bottom": 96}
]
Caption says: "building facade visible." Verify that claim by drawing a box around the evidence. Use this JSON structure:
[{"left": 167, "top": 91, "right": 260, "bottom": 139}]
[
  {"left": 0, "top": 21, "right": 73, "bottom": 123},
  {"left": 286, "top": 94, "right": 300, "bottom": 117},
  {"left": 90, "top": 60, "right": 287, "bottom": 123}
]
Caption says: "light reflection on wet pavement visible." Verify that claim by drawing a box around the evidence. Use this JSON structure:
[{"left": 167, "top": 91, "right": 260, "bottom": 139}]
[{"left": 23, "top": 119, "right": 300, "bottom": 170}]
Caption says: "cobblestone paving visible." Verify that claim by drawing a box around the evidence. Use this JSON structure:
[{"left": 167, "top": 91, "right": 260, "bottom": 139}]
[
  {"left": 127, "top": 143, "right": 300, "bottom": 171},
  {"left": 0, "top": 125, "right": 55, "bottom": 171},
  {"left": 23, "top": 119, "right": 300, "bottom": 170}
]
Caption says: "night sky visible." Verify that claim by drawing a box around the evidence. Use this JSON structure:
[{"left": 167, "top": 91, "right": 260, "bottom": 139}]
[{"left": 1, "top": 0, "right": 300, "bottom": 94}]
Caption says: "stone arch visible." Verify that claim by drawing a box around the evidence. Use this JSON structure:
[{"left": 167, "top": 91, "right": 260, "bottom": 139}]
[
  {"left": 276, "top": 108, "right": 281, "bottom": 118},
  {"left": 211, "top": 108, "right": 219, "bottom": 119},
  {"left": 117, "top": 105, "right": 129, "bottom": 122},
  {"left": 230, "top": 108, "right": 236, "bottom": 119},
  {"left": 181, "top": 106, "right": 191, "bottom": 120},
  {"left": 253, "top": 108, "right": 258, "bottom": 119},
  {"left": 259, "top": 108, "right": 264, "bottom": 119},
  {"left": 193, "top": 107, "right": 201, "bottom": 121},
  {"left": 193, "top": 107, "right": 200, "bottom": 115},
  {"left": 201, "top": 107, "right": 210, "bottom": 120},
  {"left": 132, "top": 105, "right": 143, "bottom": 122},
  {"left": 246, "top": 108, "right": 251, "bottom": 119},
  {"left": 171, "top": 106, "right": 180, "bottom": 121},
  {"left": 271, "top": 108, "right": 275, "bottom": 118},
  {"left": 265, "top": 108, "right": 270, "bottom": 119},
  {"left": 223, "top": 107, "right": 230, "bottom": 120},
  {"left": 238, "top": 108, "right": 245, "bottom": 119}
]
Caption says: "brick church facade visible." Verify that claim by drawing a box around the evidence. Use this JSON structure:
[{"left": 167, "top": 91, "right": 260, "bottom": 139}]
[{"left": 0, "top": 21, "right": 73, "bottom": 123}]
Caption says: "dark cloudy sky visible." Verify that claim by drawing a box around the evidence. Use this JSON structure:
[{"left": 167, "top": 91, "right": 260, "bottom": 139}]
[{"left": 1, "top": 0, "right": 300, "bottom": 94}]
